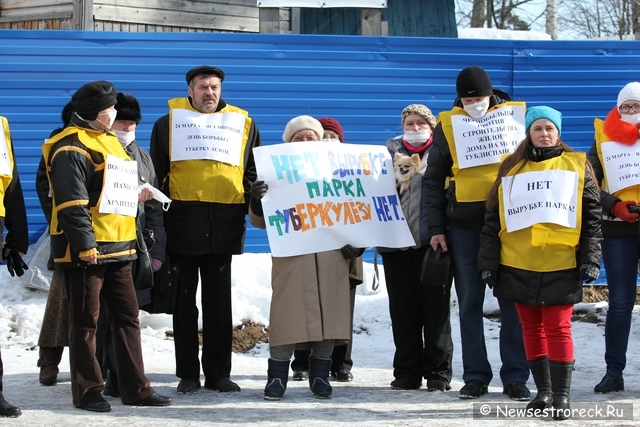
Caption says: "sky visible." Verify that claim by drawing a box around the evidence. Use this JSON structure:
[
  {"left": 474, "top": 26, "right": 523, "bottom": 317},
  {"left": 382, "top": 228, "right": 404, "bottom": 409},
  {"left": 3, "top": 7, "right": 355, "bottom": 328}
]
[{"left": 1, "top": 235, "right": 640, "bottom": 426}]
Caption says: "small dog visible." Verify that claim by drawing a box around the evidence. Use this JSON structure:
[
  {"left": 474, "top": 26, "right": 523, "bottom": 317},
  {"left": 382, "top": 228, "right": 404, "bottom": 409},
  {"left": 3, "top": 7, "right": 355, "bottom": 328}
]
[{"left": 393, "top": 152, "right": 422, "bottom": 194}]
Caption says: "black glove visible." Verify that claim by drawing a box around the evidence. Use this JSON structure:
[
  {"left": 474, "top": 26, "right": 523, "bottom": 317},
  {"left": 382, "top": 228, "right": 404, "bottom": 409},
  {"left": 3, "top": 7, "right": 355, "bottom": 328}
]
[
  {"left": 340, "top": 244, "right": 363, "bottom": 260},
  {"left": 481, "top": 270, "right": 498, "bottom": 289},
  {"left": 5, "top": 249, "right": 28, "bottom": 277},
  {"left": 579, "top": 263, "right": 600, "bottom": 284},
  {"left": 250, "top": 180, "right": 268, "bottom": 215}
]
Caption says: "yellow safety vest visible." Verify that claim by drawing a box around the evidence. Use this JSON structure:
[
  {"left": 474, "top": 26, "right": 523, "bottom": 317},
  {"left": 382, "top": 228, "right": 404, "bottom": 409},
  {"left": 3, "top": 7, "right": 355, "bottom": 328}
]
[
  {"left": 42, "top": 126, "right": 136, "bottom": 243},
  {"left": 439, "top": 101, "right": 526, "bottom": 202},
  {"left": 0, "top": 117, "right": 16, "bottom": 217},
  {"left": 498, "top": 152, "right": 585, "bottom": 272},
  {"left": 593, "top": 118, "right": 640, "bottom": 201},
  {"left": 168, "top": 98, "right": 251, "bottom": 203}
]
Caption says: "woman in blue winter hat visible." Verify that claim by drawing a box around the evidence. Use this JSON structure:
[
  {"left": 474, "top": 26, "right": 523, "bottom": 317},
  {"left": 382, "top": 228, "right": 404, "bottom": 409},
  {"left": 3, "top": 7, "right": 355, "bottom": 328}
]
[{"left": 479, "top": 106, "right": 602, "bottom": 420}]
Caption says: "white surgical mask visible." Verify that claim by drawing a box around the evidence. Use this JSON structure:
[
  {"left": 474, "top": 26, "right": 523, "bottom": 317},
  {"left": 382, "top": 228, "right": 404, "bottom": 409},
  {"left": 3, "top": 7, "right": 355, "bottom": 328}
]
[
  {"left": 464, "top": 99, "right": 490, "bottom": 119},
  {"left": 403, "top": 129, "right": 431, "bottom": 146},
  {"left": 114, "top": 130, "right": 136, "bottom": 146},
  {"left": 620, "top": 113, "right": 640, "bottom": 125},
  {"left": 95, "top": 110, "right": 117, "bottom": 130},
  {"left": 320, "top": 138, "right": 341, "bottom": 144}
]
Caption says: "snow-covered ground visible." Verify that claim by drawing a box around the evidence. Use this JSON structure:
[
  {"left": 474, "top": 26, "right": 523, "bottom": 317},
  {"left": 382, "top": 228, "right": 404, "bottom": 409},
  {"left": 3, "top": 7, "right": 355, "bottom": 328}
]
[{"left": 1, "top": 249, "right": 640, "bottom": 426}]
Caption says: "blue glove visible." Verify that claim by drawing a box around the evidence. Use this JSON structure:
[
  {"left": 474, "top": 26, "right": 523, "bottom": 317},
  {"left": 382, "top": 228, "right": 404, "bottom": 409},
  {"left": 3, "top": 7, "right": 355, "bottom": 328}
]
[
  {"left": 5, "top": 249, "right": 28, "bottom": 277},
  {"left": 580, "top": 263, "right": 600, "bottom": 284},
  {"left": 481, "top": 270, "right": 498, "bottom": 289}
]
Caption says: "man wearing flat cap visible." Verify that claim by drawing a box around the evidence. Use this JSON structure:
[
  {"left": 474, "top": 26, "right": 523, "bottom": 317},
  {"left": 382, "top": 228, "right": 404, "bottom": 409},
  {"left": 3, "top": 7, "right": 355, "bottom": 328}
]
[
  {"left": 150, "top": 65, "right": 261, "bottom": 394},
  {"left": 43, "top": 80, "right": 172, "bottom": 412},
  {"left": 424, "top": 66, "right": 530, "bottom": 400}
]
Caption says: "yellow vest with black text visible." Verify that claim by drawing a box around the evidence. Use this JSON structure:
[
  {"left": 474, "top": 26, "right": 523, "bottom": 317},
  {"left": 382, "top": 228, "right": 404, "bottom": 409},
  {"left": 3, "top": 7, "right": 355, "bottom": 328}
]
[
  {"left": 0, "top": 117, "right": 16, "bottom": 217},
  {"left": 440, "top": 102, "right": 525, "bottom": 202},
  {"left": 593, "top": 118, "right": 640, "bottom": 201},
  {"left": 42, "top": 127, "right": 136, "bottom": 244},
  {"left": 168, "top": 98, "right": 251, "bottom": 203},
  {"left": 498, "top": 152, "right": 585, "bottom": 272}
]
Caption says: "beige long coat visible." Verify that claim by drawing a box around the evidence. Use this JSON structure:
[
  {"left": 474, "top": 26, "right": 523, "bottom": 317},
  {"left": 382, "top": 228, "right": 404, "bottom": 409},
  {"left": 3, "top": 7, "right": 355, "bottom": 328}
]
[{"left": 250, "top": 209, "right": 351, "bottom": 347}]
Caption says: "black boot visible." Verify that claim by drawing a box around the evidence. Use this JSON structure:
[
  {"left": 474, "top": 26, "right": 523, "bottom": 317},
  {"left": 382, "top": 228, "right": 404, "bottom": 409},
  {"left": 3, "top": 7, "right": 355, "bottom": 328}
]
[
  {"left": 0, "top": 395, "right": 21, "bottom": 418},
  {"left": 264, "top": 358, "right": 290, "bottom": 400},
  {"left": 526, "top": 356, "right": 553, "bottom": 411},
  {"left": 550, "top": 360, "right": 574, "bottom": 420},
  {"left": 38, "top": 346, "right": 64, "bottom": 386},
  {"left": 308, "top": 357, "right": 332, "bottom": 399}
]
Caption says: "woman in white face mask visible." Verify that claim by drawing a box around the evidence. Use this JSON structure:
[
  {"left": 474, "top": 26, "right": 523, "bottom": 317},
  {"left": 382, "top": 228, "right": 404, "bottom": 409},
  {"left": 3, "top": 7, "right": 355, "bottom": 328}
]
[
  {"left": 587, "top": 81, "right": 640, "bottom": 395},
  {"left": 376, "top": 104, "right": 454, "bottom": 392}
]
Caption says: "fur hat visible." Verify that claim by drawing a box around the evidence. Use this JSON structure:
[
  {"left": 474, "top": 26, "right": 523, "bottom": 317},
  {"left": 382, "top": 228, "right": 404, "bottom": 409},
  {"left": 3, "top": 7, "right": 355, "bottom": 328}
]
[
  {"left": 617, "top": 82, "right": 640, "bottom": 108},
  {"left": 525, "top": 106, "right": 562, "bottom": 136},
  {"left": 456, "top": 66, "right": 493, "bottom": 98},
  {"left": 282, "top": 115, "right": 324, "bottom": 143},
  {"left": 186, "top": 65, "right": 225, "bottom": 85},
  {"left": 71, "top": 80, "right": 117, "bottom": 121},
  {"left": 115, "top": 93, "right": 142, "bottom": 124},
  {"left": 401, "top": 104, "right": 437, "bottom": 129},
  {"left": 318, "top": 117, "right": 344, "bottom": 142}
]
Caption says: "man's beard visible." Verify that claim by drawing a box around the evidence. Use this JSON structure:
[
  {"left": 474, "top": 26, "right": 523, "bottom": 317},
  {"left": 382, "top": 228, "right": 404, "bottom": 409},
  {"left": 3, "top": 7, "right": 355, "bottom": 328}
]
[{"left": 196, "top": 99, "right": 217, "bottom": 113}]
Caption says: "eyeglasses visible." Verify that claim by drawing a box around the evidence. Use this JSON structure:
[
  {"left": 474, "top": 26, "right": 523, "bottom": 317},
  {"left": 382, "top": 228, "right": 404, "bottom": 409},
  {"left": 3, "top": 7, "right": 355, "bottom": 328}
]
[{"left": 619, "top": 103, "right": 640, "bottom": 113}]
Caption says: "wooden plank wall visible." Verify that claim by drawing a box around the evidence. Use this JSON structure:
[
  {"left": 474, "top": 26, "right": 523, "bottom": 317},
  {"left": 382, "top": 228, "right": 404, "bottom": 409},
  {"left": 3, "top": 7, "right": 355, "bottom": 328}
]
[{"left": 0, "top": 0, "right": 292, "bottom": 33}]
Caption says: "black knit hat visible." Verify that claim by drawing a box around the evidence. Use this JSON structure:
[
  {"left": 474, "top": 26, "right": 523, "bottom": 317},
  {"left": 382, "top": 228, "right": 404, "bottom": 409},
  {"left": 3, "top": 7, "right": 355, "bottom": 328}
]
[
  {"left": 185, "top": 65, "right": 225, "bottom": 85},
  {"left": 61, "top": 101, "right": 74, "bottom": 127},
  {"left": 115, "top": 93, "right": 142, "bottom": 124},
  {"left": 456, "top": 66, "right": 493, "bottom": 98},
  {"left": 71, "top": 80, "right": 117, "bottom": 121}
]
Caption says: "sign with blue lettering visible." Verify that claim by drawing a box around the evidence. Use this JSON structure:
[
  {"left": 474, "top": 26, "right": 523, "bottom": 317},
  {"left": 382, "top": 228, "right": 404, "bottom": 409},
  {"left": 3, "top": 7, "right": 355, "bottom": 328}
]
[{"left": 253, "top": 142, "right": 415, "bottom": 257}]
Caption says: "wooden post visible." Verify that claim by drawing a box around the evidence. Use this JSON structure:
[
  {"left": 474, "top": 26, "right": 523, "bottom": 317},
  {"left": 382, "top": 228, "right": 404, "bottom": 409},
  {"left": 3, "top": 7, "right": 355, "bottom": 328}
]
[
  {"left": 259, "top": 7, "right": 280, "bottom": 34},
  {"left": 73, "top": 0, "right": 94, "bottom": 30},
  {"left": 361, "top": 8, "right": 382, "bottom": 36}
]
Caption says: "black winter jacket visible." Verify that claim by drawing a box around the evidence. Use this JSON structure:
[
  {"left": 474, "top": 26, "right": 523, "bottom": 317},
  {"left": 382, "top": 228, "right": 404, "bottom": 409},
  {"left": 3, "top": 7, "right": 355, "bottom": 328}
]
[
  {"left": 149, "top": 99, "right": 260, "bottom": 255},
  {"left": 478, "top": 146, "right": 603, "bottom": 306},
  {"left": 424, "top": 90, "right": 511, "bottom": 235}
]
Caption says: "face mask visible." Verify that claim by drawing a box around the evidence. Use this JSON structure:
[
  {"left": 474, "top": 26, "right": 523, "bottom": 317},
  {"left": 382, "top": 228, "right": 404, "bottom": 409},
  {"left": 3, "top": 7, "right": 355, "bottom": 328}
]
[
  {"left": 96, "top": 110, "right": 117, "bottom": 130},
  {"left": 403, "top": 129, "right": 431, "bottom": 146},
  {"left": 464, "top": 99, "right": 490, "bottom": 119},
  {"left": 114, "top": 130, "right": 136, "bottom": 146},
  {"left": 620, "top": 113, "right": 640, "bottom": 125},
  {"left": 320, "top": 138, "right": 341, "bottom": 144}
]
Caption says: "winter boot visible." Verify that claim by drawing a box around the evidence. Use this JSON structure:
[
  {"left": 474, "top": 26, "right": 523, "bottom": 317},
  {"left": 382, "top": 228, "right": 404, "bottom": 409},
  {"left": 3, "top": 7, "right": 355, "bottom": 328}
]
[
  {"left": 308, "top": 357, "right": 332, "bottom": 399},
  {"left": 103, "top": 370, "right": 120, "bottom": 397},
  {"left": 550, "top": 360, "right": 574, "bottom": 420},
  {"left": 38, "top": 346, "right": 64, "bottom": 386},
  {"left": 526, "top": 356, "right": 553, "bottom": 411},
  {"left": 0, "top": 355, "right": 21, "bottom": 418},
  {"left": 264, "top": 358, "right": 290, "bottom": 400}
]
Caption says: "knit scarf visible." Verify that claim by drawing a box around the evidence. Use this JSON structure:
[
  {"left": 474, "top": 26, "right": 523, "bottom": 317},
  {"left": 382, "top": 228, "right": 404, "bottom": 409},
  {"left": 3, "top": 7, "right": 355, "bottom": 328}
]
[{"left": 402, "top": 135, "right": 433, "bottom": 155}]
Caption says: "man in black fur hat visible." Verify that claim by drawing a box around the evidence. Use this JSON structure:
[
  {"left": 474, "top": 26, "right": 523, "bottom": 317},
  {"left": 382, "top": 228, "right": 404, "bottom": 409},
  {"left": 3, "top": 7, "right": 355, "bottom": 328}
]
[{"left": 42, "top": 81, "right": 172, "bottom": 412}]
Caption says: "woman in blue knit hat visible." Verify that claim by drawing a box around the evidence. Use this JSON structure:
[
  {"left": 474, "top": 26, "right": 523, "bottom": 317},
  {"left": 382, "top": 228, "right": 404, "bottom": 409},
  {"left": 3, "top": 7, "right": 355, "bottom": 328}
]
[{"left": 478, "top": 106, "right": 602, "bottom": 420}]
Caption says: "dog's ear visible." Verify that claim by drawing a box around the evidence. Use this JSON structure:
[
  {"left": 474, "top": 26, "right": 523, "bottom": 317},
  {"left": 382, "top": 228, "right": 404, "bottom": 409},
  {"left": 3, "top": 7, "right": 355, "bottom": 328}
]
[
  {"left": 394, "top": 152, "right": 402, "bottom": 161},
  {"left": 410, "top": 153, "right": 421, "bottom": 167}
]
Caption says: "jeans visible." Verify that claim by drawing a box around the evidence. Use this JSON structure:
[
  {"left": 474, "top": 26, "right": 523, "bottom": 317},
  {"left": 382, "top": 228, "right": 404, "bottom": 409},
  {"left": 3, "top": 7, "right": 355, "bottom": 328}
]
[
  {"left": 449, "top": 226, "right": 529, "bottom": 386},
  {"left": 601, "top": 234, "right": 639, "bottom": 379}
]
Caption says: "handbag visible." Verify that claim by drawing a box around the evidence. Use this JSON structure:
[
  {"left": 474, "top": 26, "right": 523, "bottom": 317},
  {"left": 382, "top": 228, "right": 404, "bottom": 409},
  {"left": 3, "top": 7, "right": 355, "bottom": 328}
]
[
  {"left": 150, "top": 252, "right": 180, "bottom": 315},
  {"left": 132, "top": 228, "right": 155, "bottom": 290},
  {"left": 420, "top": 246, "right": 453, "bottom": 292}
]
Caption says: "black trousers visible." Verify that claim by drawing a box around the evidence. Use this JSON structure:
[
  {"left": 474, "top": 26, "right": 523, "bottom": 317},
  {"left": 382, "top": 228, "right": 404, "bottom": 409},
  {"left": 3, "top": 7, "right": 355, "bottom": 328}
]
[
  {"left": 172, "top": 253, "right": 233, "bottom": 381},
  {"left": 65, "top": 263, "right": 153, "bottom": 407},
  {"left": 381, "top": 246, "right": 453, "bottom": 384},
  {"left": 292, "top": 286, "right": 356, "bottom": 372}
]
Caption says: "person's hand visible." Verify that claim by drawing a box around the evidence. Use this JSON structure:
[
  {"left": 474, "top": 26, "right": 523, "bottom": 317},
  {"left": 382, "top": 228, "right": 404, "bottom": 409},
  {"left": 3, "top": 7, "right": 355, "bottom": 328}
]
[
  {"left": 611, "top": 200, "right": 640, "bottom": 223},
  {"left": 4, "top": 248, "right": 28, "bottom": 277},
  {"left": 138, "top": 186, "right": 153, "bottom": 203},
  {"left": 481, "top": 270, "right": 498, "bottom": 288},
  {"left": 340, "top": 244, "right": 363, "bottom": 260},
  {"left": 580, "top": 263, "right": 600, "bottom": 284},
  {"left": 430, "top": 234, "right": 448, "bottom": 252},
  {"left": 80, "top": 254, "right": 98, "bottom": 265},
  {"left": 251, "top": 180, "right": 268, "bottom": 201}
]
